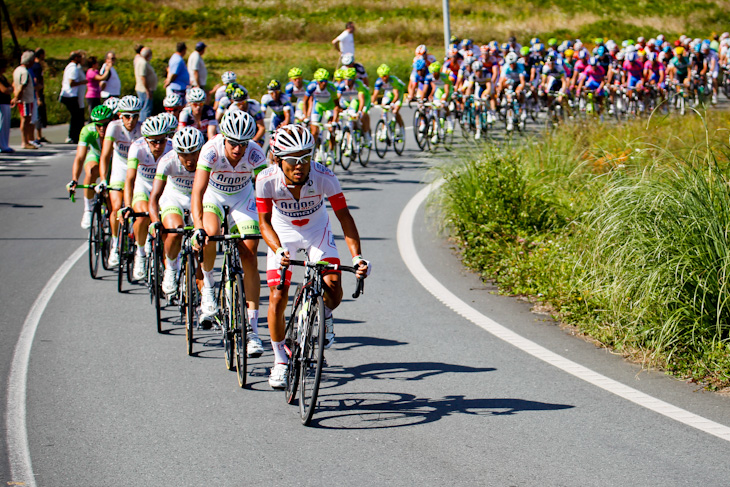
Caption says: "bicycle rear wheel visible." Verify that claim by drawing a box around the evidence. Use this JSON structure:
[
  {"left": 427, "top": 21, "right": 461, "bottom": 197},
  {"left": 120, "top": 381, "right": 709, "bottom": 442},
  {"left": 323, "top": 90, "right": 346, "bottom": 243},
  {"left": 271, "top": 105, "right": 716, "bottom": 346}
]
[
  {"left": 357, "top": 131, "right": 370, "bottom": 167},
  {"left": 413, "top": 112, "right": 428, "bottom": 150},
  {"left": 88, "top": 205, "right": 102, "bottom": 279},
  {"left": 100, "top": 203, "right": 113, "bottom": 271},
  {"left": 185, "top": 252, "right": 196, "bottom": 356},
  {"left": 233, "top": 273, "right": 248, "bottom": 388},
  {"left": 393, "top": 123, "right": 406, "bottom": 156},
  {"left": 152, "top": 237, "right": 163, "bottom": 333},
  {"left": 299, "top": 295, "right": 326, "bottom": 425},
  {"left": 117, "top": 223, "right": 127, "bottom": 293},
  {"left": 284, "top": 284, "right": 303, "bottom": 404},
  {"left": 374, "top": 120, "right": 387, "bottom": 159}
]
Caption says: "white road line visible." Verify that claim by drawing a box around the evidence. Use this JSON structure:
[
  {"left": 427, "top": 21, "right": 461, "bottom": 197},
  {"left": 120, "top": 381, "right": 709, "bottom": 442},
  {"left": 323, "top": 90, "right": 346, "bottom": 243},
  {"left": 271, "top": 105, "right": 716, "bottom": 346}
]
[
  {"left": 6, "top": 244, "right": 87, "bottom": 487},
  {"left": 397, "top": 181, "right": 730, "bottom": 443}
]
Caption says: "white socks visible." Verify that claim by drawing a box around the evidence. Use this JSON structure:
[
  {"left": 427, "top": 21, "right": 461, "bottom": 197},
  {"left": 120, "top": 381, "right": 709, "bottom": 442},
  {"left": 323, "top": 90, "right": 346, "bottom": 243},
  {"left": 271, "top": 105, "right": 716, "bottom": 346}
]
[
  {"left": 166, "top": 256, "right": 179, "bottom": 271},
  {"left": 83, "top": 197, "right": 92, "bottom": 212},
  {"left": 248, "top": 309, "right": 259, "bottom": 334},
  {"left": 202, "top": 268, "right": 215, "bottom": 289},
  {"left": 272, "top": 340, "right": 287, "bottom": 365}
]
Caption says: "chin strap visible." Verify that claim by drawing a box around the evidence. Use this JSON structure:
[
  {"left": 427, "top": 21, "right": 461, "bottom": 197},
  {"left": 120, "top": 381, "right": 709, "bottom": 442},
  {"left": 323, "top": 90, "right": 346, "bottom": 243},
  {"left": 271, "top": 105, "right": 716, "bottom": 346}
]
[{"left": 280, "top": 162, "right": 309, "bottom": 187}]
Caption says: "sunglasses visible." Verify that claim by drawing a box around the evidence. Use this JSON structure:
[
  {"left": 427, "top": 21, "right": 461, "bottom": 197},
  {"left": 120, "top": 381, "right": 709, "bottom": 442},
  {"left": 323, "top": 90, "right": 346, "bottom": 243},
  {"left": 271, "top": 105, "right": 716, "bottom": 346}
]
[
  {"left": 147, "top": 138, "right": 167, "bottom": 146},
  {"left": 191, "top": 102, "right": 204, "bottom": 107},
  {"left": 225, "top": 138, "right": 248, "bottom": 148},
  {"left": 281, "top": 154, "right": 312, "bottom": 166},
  {"left": 121, "top": 113, "right": 139, "bottom": 119},
  {"left": 94, "top": 122, "right": 110, "bottom": 128}
]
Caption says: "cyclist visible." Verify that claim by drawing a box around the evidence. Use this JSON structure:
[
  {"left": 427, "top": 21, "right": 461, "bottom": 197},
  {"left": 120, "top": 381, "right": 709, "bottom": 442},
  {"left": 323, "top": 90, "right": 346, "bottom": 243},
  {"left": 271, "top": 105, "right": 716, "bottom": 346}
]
[
  {"left": 191, "top": 111, "right": 267, "bottom": 356},
  {"left": 371, "top": 64, "right": 406, "bottom": 133},
  {"left": 497, "top": 52, "right": 527, "bottom": 122},
  {"left": 467, "top": 59, "right": 496, "bottom": 134},
  {"left": 339, "top": 53, "right": 369, "bottom": 87},
  {"left": 284, "top": 67, "right": 309, "bottom": 123},
  {"left": 303, "top": 68, "right": 339, "bottom": 164},
  {"left": 256, "top": 124, "right": 371, "bottom": 389},
  {"left": 123, "top": 115, "right": 174, "bottom": 280},
  {"left": 643, "top": 51, "right": 667, "bottom": 103},
  {"left": 407, "top": 59, "right": 433, "bottom": 101},
  {"left": 337, "top": 67, "right": 372, "bottom": 147},
  {"left": 702, "top": 41, "right": 720, "bottom": 104},
  {"left": 148, "top": 126, "right": 205, "bottom": 296},
  {"left": 427, "top": 61, "right": 454, "bottom": 141},
  {"left": 213, "top": 71, "right": 237, "bottom": 110},
  {"left": 179, "top": 86, "right": 218, "bottom": 140},
  {"left": 158, "top": 111, "right": 179, "bottom": 135},
  {"left": 260, "top": 79, "right": 292, "bottom": 134},
  {"left": 575, "top": 57, "right": 606, "bottom": 114},
  {"left": 218, "top": 85, "right": 266, "bottom": 146},
  {"left": 623, "top": 50, "right": 645, "bottom": 111},
  {"left": 98, "top": 95, "right": 143, "bottom": 267},
  {"left": 68, "top": 105, "right": 114, "bottom": 229},
  {"left": 163, "top": 93, "right": 184, "bottom": 120}
]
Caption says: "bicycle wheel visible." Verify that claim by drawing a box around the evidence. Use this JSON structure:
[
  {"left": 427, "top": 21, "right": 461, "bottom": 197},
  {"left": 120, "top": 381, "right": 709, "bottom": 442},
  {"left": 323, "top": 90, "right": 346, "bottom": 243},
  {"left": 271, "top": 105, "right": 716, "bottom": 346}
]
[
  {"left": 299, "top": 295, "right": 326, "bottom": 425},
  {"left": 219, "top": 261, "right": 235, "bottom": 371},
  {"left": 357, "top": 131, "right": 370, "bottom": 167},
  {"left": 153, "top": 237, "right": 163, "bottom": 333},
  {"left": 413, "top": 112, "right": 428, "bottom": 150},
  {"left": 233, "top": 273, "right": 248, "bottom": 388},
  {"left": 374, "top": 120, "right": 387, "bottom": 159},
  {"left": 117, "top": 223, "right": 126, "bottom": 293},
  {"left": 393, "top": 123, "right": 406, "bottom": 156},
  {"left": 284, "top": 284, "right": 303, "bottom": 405},
  {"left": 185, "top": 252, "right": 196, "bottom": 356},
  {"left": 88, "top": 205, "right": 102, "bottom": 279},
  {"left": 339, "top": 127, "right": 352, "bottom": 170},
  {"left": 100, "top": 202, "right": 113, "bottom": 271}
]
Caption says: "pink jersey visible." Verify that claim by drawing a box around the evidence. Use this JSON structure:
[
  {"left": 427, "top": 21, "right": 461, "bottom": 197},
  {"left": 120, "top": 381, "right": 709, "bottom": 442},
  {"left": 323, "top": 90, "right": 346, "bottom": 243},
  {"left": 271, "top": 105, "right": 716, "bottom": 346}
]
[
  {"left": 584, "top": 65, "right": 606, "bottom": 83},
  {"left": 623, "top": 60, "right": 644, "bottom": 79},
  {"left": 256, "top": 162, "right": 347, "bottom": 229},
  {"left": 643, "top": 60, "right": 664, "bottom": 77},
  {"left": 573, "top": 60, "right": 588, "bottom": 76}
]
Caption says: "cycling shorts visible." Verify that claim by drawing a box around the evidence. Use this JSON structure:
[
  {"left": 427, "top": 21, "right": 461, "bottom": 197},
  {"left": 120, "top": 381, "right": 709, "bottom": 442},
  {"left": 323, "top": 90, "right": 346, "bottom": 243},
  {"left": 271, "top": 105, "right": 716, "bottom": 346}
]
[
  {"left": 265, "top": 220, "right": 340, "bottom": 287},
  {"left": 159, "top": 188, "right": 191, "bottom": 222},
  {"left": 202, "top": 186, "right": 259, "bottom": 235},
  {"left": 585, "top": 79, "right": 602, "bottom": 91},
  {"left": 269, "top": 113, "right": 286, "bottom": 133},
  {"left": 109, "top": 154, "right": 128, "bottom": 190},
  {"left": 474, "top": 82, "right": 491, "bottom": 98},
  {"left": 627, "top": 75, "right": 642, "bottom": 89},
  {"left": 381, "top": 92, "right": 403, "bottom": 108},
  {"left": 347, "top": 98, "right": 371, "bottom": 114},
  {"left": 311, "top": 107, "right": 333, "bottom": 124},
  {"left": 84, "top": 150, "right": 101, "bottom": 167}
]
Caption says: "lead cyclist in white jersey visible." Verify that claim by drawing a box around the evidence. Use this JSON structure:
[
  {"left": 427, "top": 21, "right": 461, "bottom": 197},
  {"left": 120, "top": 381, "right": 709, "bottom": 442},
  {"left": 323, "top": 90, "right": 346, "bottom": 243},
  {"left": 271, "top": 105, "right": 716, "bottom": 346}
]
[
  {"left": 98, "top": 95, "right": 143, "bottom": 267},
  {"left": 191, "top": 111, "right": 268, "bottom": 356},
  {"left": 256, "top": 124, "right": 371, "bottom": 389}
]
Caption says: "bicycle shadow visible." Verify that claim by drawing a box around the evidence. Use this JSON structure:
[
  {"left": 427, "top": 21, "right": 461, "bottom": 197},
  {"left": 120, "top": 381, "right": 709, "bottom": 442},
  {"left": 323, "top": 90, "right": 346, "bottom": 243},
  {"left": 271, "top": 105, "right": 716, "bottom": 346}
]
[
  {"left": 307, "top": 392, "right": 575, "bottom": 429},
  {"left": 331, "top": 335, "right": 407, "bottom": 352}
]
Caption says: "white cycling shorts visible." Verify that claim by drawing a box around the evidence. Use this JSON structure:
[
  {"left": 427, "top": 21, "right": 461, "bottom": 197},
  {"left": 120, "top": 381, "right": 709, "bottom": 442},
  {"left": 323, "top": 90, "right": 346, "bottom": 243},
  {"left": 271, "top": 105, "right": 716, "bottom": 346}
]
[
  {"left": 109, "top": 154, "right": 128, "bottom": 190},
  {"left": 159, "top": 188, "right": 191, "bottom": 222},
  {"left": 202, "top": 186, "right": 259, "bottom": 235}
]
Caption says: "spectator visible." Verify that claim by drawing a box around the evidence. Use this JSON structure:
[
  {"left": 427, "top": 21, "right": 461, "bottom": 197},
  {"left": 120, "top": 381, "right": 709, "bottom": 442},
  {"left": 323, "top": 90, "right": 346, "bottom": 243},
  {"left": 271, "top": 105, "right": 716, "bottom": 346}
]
[
  {"left": 188, "top": 41, "right": 208, "bottom": 90},
  {"left": 164, "top": 42, "right": 189, "bottom": 100},
  {"left": 0, "top": 58, "right": 13, "bottom": 153},
  {"left": 12, "top": 50, "right": 38, "bottom": 149},
  {"left": 133, "top": 44, "right": 144, "bottom": 65},
  {"left": 59, "top": 51, "right": 86, "bottom": 144},
  {"left": 99, "top": 51, "right": 121, "bottom": 101},
  {"left": 30, "top": 48, "right": 49, "bottom": 144},
  {"left": 85, "top": 56, "right": 111, "bottom": 117},
  {"left": 332, "top": 21, "right": 356, "bottom": 60},
  {"left": 135, "top": 46, "right": 158, "bottom": 122}
]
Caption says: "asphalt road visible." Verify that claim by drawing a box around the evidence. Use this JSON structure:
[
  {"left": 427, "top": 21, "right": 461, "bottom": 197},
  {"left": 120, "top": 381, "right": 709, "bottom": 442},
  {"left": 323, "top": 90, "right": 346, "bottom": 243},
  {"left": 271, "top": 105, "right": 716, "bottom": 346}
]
[{"left": 2, "top": 112, "right": 730, "bottom": 486}]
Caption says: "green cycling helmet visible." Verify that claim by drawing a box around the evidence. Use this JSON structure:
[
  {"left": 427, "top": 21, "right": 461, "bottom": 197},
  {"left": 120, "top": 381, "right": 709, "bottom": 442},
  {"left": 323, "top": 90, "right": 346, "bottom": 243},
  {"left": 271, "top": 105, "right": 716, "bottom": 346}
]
[
  {"left": 377, "top": 64, "right": 391, "bottom": 77},
  {"left": 90, "top": 105, "right": 113, "bottom": 124},
  {"left": 225, "top": 82, "right": 240, "bottom": 96},
  {"left": 428, "top": 62, "right": 441, "bottom": 74},
  {"left": 548, "top": 37, "right": 558, "bottom": 47},
  {"left": 520, "top": 46, "right": 530, "bottom": 56},
  {"left": 267, "top": 79, "right": 281, "bottom": 91},
  {"left": 343, "top": 67, "right": 357, "bottom": 80},
  {"left": 313, "top": 68, "right": 329, "bottom": 81},
  {"left": 333, "top": 69, "right": 344, "bottom": 82},
  {"left": 288, "top": 67, "right": 303, "bottom": 79}
]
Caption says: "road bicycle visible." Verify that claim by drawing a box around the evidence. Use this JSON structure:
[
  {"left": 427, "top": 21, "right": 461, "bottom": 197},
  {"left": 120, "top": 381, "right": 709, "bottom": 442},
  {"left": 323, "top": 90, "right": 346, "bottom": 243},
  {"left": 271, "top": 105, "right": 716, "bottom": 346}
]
[
  {"left": 373, "top": 103, "right": 406, "bottom": 159},
  {"left": 338, "top": 109, "right": 370, "bottom": 167},
  {"left": 68, "top": 183, "right": 114, "bottom": 279},
  {"left": 208, "top": 230, "right": 262, "bottom": 388},
  {"left": 116, "top": 210, "right": 149, "bottom": 293},
  {"left": 278, "top": 259, "right": 364, "bottom": 425},
  {"left": 311, "top": 120, "right": 342, "bottom": 170}
]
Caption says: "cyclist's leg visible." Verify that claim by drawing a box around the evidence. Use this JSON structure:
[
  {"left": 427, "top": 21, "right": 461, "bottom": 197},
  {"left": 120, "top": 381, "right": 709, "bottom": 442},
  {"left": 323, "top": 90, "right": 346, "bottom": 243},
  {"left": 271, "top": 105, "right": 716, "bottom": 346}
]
[
  {"left": 108, "top": 158, "right": 127, "bottom": 240},
  {"left": 306, "top": 225, "right": 341, "bottom": 346},
  {"left": 229, "top": 191, "right": 262, "bottom": 335}
]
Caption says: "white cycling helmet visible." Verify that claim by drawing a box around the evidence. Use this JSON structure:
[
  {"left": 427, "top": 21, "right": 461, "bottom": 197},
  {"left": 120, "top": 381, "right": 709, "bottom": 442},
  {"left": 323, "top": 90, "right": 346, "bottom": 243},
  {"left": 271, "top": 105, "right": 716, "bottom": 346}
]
[
  {"left": 221, "top": 71, "right": 237, "bottom": 84},
  {"left": 103, "top": 96, "right": 120, "bottom": 114},
  {"left": 117, "top": 95, "right": 142, "bottom": 113},
  {"left": 505, "top": 52, "right": 518, "bottom": 64},
  {"left": 141, "top": 115, "right": 168, "bottom": 137},
  {"left": 163, "top": 93, "right": 183, "bottom": 108},
  {"left": 271, "top": 124, "right": 315, "bottom": 157},
  {"left": 173, "top": 126, "right": 205, "bottom": 154},
  {"left": 187, "top": 86, "right": 206, "bottom": 103},
  {"left": 220, "top": 111, "right": 256, "bottom": 143},
  {"left": 471, "top": 60, "right": 483, "bottom": 71},
  {"left": 341, "top": 53, "right": 355, "bottom": 66},
  {"left": 158, "top": 112, "right": 179, "bottom": 134}
]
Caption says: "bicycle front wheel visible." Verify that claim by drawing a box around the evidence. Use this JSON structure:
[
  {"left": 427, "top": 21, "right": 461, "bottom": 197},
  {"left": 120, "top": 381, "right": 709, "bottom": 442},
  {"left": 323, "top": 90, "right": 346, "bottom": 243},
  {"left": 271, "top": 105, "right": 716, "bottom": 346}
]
[
  {"left": 185, "top": 252, "right": 195, "bottom": 356},
  {"left": 374, "top": 120, "right": 387, "bottom": 159},
  {"left": 152, "top": 238, "right": 163, "bottom": 333},
  {"left": 233, "top": 273, "right": 248, "bottom": 388},
  {"left": 339, "top": 127, "right": 352, "bottom": 170},
  {"left": 358, "top": 131, "right": 370, "bottom": 167},
  {"left": 284, "top": 284, "right": 303, "bottom": 405},
  {"left": 88, "top": 205, "right": 102, "bottom": 279},
  {"left": 117, "top": 225, "right": 126, "bottom": 293},
  {"left": 220, "top": 262, "right": 235, "bottom": 371},
  {"left": 299, "top": 295, "right": 326, "bottom": 425},
  {"left": 393, "top": 123, "right": 406, "bottom": 156},
  {"left": 413, "top": 112, "right": 428, "bottom": 150}
]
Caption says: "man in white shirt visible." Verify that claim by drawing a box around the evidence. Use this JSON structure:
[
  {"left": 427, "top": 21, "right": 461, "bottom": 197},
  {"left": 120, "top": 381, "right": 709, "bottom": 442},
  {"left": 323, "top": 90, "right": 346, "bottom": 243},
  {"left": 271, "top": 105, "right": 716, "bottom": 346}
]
[
  {"left": 188, "top": 41, "right": 208, "bottom": 91},
  {"left": 332, "top": 21, "right": 355, "bottom": 62},
  {"left": 59, "top": 51, "right": 86, "bottom": 144},
  {"left": 99, "top": 51, "right": 121, "bottom": 100}
]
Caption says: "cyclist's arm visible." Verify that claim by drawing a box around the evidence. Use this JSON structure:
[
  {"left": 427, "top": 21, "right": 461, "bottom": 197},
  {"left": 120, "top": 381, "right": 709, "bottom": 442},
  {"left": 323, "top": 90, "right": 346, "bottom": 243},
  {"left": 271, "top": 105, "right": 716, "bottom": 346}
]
[
  {"left": 254, "top": 119, "right": 266, "bottom": 143},
  {"left": 71, "top": 145, "right": 89, "bottom": 183},
  {"left": 207, "top": 123, "right": 217, "bottom": 141},
  {"left": 333, "top": 206, "right": 366, "bottom": 276},
  {"left": 148, "top": 177, "right": 166, "bottom": 225},
  {"left": 99, "top": 138, "right": 114, "bottom": 184},
  {"left": 124, "top": 165, "right": 137, "bottom": 208},
  {"left": 370, "top": 88, "right": 380, "bottom": 105},
  {"left": 357, "top": 91, "right": 365, "bottom": 112},
  {"left": 304, "top": 95, "right": 313, "bottom": 119},
  {"left": 191, "top": 167, "right": 210, "bottom": 230}
]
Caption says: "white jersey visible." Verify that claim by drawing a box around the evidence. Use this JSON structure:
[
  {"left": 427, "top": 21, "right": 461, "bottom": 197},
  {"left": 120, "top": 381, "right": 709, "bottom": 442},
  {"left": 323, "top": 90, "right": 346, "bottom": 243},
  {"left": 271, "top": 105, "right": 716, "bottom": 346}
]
[
  {"left": 128, "top": 137, "right": 173, "bottom": 184},
  {"left": 155, "top": 150, "right": 196, "bottom": 196},
  {"left": 218, "top": 98, "right": 263, "bottom": 121},
  {"left": 255, "top": 162, "right": 347, "bottom": 230},
  {"left": 106, "top": 119, "right": 142, "bottom": 162},
  {"left": 197, "top": 134, "right": 266, "bottom": 196}
]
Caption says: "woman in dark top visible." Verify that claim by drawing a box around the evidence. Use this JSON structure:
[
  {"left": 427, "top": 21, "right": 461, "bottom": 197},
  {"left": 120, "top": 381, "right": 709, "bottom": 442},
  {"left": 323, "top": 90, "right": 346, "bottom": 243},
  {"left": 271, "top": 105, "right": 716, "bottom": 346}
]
[{"left": 0, "top": 57, "right": 14, "bottom": 152}]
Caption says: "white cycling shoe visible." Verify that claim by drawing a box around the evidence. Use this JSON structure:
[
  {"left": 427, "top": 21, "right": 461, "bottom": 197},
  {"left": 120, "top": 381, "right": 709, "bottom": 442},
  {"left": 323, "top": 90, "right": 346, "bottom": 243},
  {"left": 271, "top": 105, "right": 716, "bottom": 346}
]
[
  {"left": 132, "top": 253, "right": 146, "bottom": 281},
  {"left": 81, "top": 211, "right": 92, "bottom": 229},
  {"left": 324, "top": 316, "right": 335, "bottom": 349},
  {"left": 199, "top": 287, "right": 218, "bottom": 325},
  {"left": 269, "top": 363, "right": 288, "bottom": 389},
  {"left": 161, "top": 267, "right": 178, "bottom": 296},
  {"left": 247, "top": 332, "right": 264, "bottom": 358},
  {"left": 108, "top": 248, "right": 120, "bottom": 267}
]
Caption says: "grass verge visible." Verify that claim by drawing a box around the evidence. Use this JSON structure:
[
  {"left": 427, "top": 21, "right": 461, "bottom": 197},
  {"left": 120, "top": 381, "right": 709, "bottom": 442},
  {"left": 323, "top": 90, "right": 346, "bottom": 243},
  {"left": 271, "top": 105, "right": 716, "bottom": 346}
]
[{"left": 434, "top": 110, "right": 730, "bottom": 390}]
